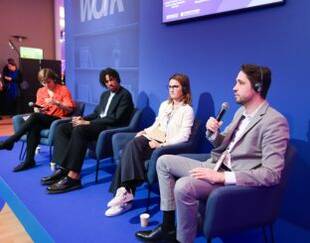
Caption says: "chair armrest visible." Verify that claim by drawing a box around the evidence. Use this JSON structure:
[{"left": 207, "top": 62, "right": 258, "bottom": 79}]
[
  {"left": 146, "top": 142, "right": 194, "bottom": 184},
  {"left": 203, "top": 185, "right": 281, "bottom": 237},
  {"left": 112, "top": 132, "right": 137, "bottom": 163},
  {"left": 12, "top": 114, "right": 29, "bottom": 132},
  {"left": 48, "top": 118, "right": 72, "bottom": 144},
  {"left": 95, "top": 127, "right": 137, "bottom": 160},
  {"left": 151, "top": 142, "right": 194, "bottom": 161}
]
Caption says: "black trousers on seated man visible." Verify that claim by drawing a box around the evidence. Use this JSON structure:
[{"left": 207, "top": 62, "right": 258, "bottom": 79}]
[
  {"left": 43, "top": 122, "right": 115, "bottom": 193},
  {"left": 53, "top": 122, "right": 107, "bottom": 171}
]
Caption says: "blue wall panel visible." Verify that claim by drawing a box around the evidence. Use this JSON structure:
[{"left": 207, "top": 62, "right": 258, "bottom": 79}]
[
  {"left": 65, "top": 0, "right": 139, "bottom": 104},
  {"left": 139, "top": 0, "right": 310, "bottom": 141}
]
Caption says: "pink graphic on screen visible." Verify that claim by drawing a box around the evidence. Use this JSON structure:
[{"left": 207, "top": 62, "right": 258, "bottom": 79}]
[{"left": 163, "top": 0, "right": 283, "bottom": 23}]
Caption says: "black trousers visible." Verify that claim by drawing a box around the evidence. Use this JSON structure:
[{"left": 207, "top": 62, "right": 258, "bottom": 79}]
[
  {"left": 52, "top": 122, "right": 107, "bottom": 172},
  {"left": 109, "top": 136, "right": 154, "bottom": 193},
  {"left": 8, "top": 113, "right": 58, "bottom": 162}
]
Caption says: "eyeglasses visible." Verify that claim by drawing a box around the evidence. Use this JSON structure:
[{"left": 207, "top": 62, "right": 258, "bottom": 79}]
[{"left": 168, "top": 85, "right": 181, "bottom": 89}]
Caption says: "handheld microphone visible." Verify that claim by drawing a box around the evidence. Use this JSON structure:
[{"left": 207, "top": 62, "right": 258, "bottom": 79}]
[
  {"left": 28, "top": 102, "right": 43, "bottom": 109},
  {"left": 215, "top": 102, "right": 229, "bottom": 121},
  {"left": 207, "top": 102, "right": 229, "bottom": 136}
]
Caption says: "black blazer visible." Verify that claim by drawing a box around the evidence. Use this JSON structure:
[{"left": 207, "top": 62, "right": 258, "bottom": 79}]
[{"left": 83, "top": 86, "right": 134, "bottom": 128}]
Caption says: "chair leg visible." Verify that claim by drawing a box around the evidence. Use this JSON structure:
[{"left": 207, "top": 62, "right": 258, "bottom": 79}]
[
  {"left": 19, "top": 142, "right": 26, "bottom": 161},
  {"left": 269, "top": 224, "right": 275, "bottom": 243},
  {"left": 49, "top": 146, "right": 52, "bottom": 161},
  {"left": 95, "top": 159, "right": 99, "bottom": 183},
  {"left": 19, "top": 142, "right": 24, "bottom": 160},
  {"left": 145, "top": 183, "right": 151, "bottom": 213},
  {"left": 262, "top": 226, "right": 268, "bottom": 243}
]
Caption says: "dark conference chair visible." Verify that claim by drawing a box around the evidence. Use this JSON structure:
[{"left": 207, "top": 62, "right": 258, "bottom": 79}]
[
  {"left": 88, "top": 108, "right": 142, "bottom": 183},
  {"left": 112, "top": 120, "right": 201, "bottom": 210},
  {"left": 13, "top": 101, "right": 85, "bottom": 160},
  {"left": 201, "top": 144, "right": 295, "bottom": 243}
]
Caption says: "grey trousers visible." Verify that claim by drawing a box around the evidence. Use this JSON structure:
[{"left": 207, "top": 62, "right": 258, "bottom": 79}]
[{"left": 156, "top": 154, "right": 220, "bottom": 243}]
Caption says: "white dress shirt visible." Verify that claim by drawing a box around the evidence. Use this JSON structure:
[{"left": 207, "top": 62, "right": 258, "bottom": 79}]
[
  {"left": 144, "top": 100, "right": 194, "bottom": 145},
  {"left": 99, "top": 92, "right": 115, "bottom": 118}
]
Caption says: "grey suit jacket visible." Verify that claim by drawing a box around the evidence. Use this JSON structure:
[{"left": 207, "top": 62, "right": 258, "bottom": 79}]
[{"left": 206, "top": 102, "right": 289, "bottom": 187}]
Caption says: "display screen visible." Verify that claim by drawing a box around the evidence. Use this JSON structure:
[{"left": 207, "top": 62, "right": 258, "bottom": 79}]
[
  {"left": 20, "top": 47, "right": 44, "bottom": 60},
  {"left": 163, "top": 0, "right": 284, "bottom": 23}
]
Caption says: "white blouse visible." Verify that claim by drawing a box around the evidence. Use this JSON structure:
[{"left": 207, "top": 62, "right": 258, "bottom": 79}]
[{"left": 144, "top": 100, "right": 194, "bottom": 146}]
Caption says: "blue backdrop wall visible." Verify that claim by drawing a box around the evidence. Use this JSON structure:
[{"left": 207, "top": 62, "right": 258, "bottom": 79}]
[
  {"left": 65, "top": 0, "right": 310, "bottom": 233},
  {"left": 65, "top": 0, "right": 139, "bottom": 107},
  {"left": 139, "top": 0, "right": 309, "bottom": 141}
]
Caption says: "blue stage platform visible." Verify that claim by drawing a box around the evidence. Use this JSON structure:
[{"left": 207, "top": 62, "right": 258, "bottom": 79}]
[{"left": 0, "top": 140, "right": 309, "bottom": 242}]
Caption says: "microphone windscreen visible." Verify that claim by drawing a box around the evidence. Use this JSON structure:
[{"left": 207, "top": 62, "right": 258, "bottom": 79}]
[{"left": 221, "top": 102, "right": 229, "bottom": 111}]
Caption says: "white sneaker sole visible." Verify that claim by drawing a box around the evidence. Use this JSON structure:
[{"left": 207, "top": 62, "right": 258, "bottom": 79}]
[
  {"left": 107, "top": 195, "right": 134, "bottom": 208},
  {"left": 105, "top": 203, "right": 133, "bottom": 217}
]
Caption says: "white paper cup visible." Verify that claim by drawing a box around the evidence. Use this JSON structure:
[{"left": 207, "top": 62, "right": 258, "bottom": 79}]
[
  {"left": 50, "top": 162, "right": 56, "bottom": 171},
  {"left": 140, "top": 213, "right": 150, "bottom": 227}
]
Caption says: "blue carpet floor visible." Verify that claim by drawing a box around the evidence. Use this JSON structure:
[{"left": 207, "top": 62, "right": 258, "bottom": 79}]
[{"left": 0, "top": 140, "right": 309, "bottom": 242}]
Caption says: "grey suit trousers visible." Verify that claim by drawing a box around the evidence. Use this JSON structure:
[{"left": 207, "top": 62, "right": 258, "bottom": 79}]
[{"left": 156, "top": 154, "right": 220, "bottom": 243}]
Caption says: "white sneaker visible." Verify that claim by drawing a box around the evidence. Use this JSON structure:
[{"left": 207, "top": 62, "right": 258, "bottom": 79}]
[
  {"left": 107, "top": 187, "right": 134, "bottom": 208},
  {"left": 105, "top": 203, "right": 132, "bottom": 217}
]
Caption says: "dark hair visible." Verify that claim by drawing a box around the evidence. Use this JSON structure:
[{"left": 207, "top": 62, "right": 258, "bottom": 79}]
[
  {"left": 168, "top": 73, "right": 192, "bottom": 105},
  {"left": 241, "top": 64, "right": 271, "bottom": 99},
  {"left": 99, "top": 67, "right": 121, "bottom": 87},
  {"left": 7, "top": 58, "right": 16, "bottom": 66},
  {"left": 37, "top": 68, "right": 60, "bottom": 84}
]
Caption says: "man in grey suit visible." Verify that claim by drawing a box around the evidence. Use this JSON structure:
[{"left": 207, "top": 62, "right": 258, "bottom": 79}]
[{"left": 136, "top": 64, "right": 289, "bottom": 243}]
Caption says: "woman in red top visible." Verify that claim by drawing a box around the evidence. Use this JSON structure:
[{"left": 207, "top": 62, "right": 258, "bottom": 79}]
[{"left": 0, "top": 68, "right": 74, "bottom": 172}]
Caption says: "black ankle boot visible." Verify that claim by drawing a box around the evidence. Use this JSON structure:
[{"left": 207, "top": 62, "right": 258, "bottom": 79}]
[{"left": 0, "top": 140, "right": 14, "bottom": 150}]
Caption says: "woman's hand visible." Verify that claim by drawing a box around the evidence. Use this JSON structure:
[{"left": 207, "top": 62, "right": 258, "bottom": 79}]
[
  {"left": 4, "top": 76, "right": 12, "bottom": 81},
  {"left": 44, "top": 97, "right": 54, "bottom": 104},
  {"left": 45, "top": 98, "right": 73, "bottom": 113},
  {"left": 50, "top": 98, "right": 61, "bottom": 106},
  {"left": 148, "top": 140, "right": 161, "bottom": 149}
]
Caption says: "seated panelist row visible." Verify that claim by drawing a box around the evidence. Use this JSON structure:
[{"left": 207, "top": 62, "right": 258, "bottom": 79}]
[
  {"left": 0, "top": 68, "right": 75, "bottom": 172},
  {"left": 41, "top": 71, "right": 195, "bottom": 195},
  {"left": 1, "top": 64, "right": 290, "bottom": 243}
]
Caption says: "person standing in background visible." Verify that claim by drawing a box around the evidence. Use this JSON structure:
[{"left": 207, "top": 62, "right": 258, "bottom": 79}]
[
  {"left": 2, "top": 58, "right": 23, "bottom": 116},
  {"left": 0, "top": 72, "right": 4, "bottom": 119}
]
